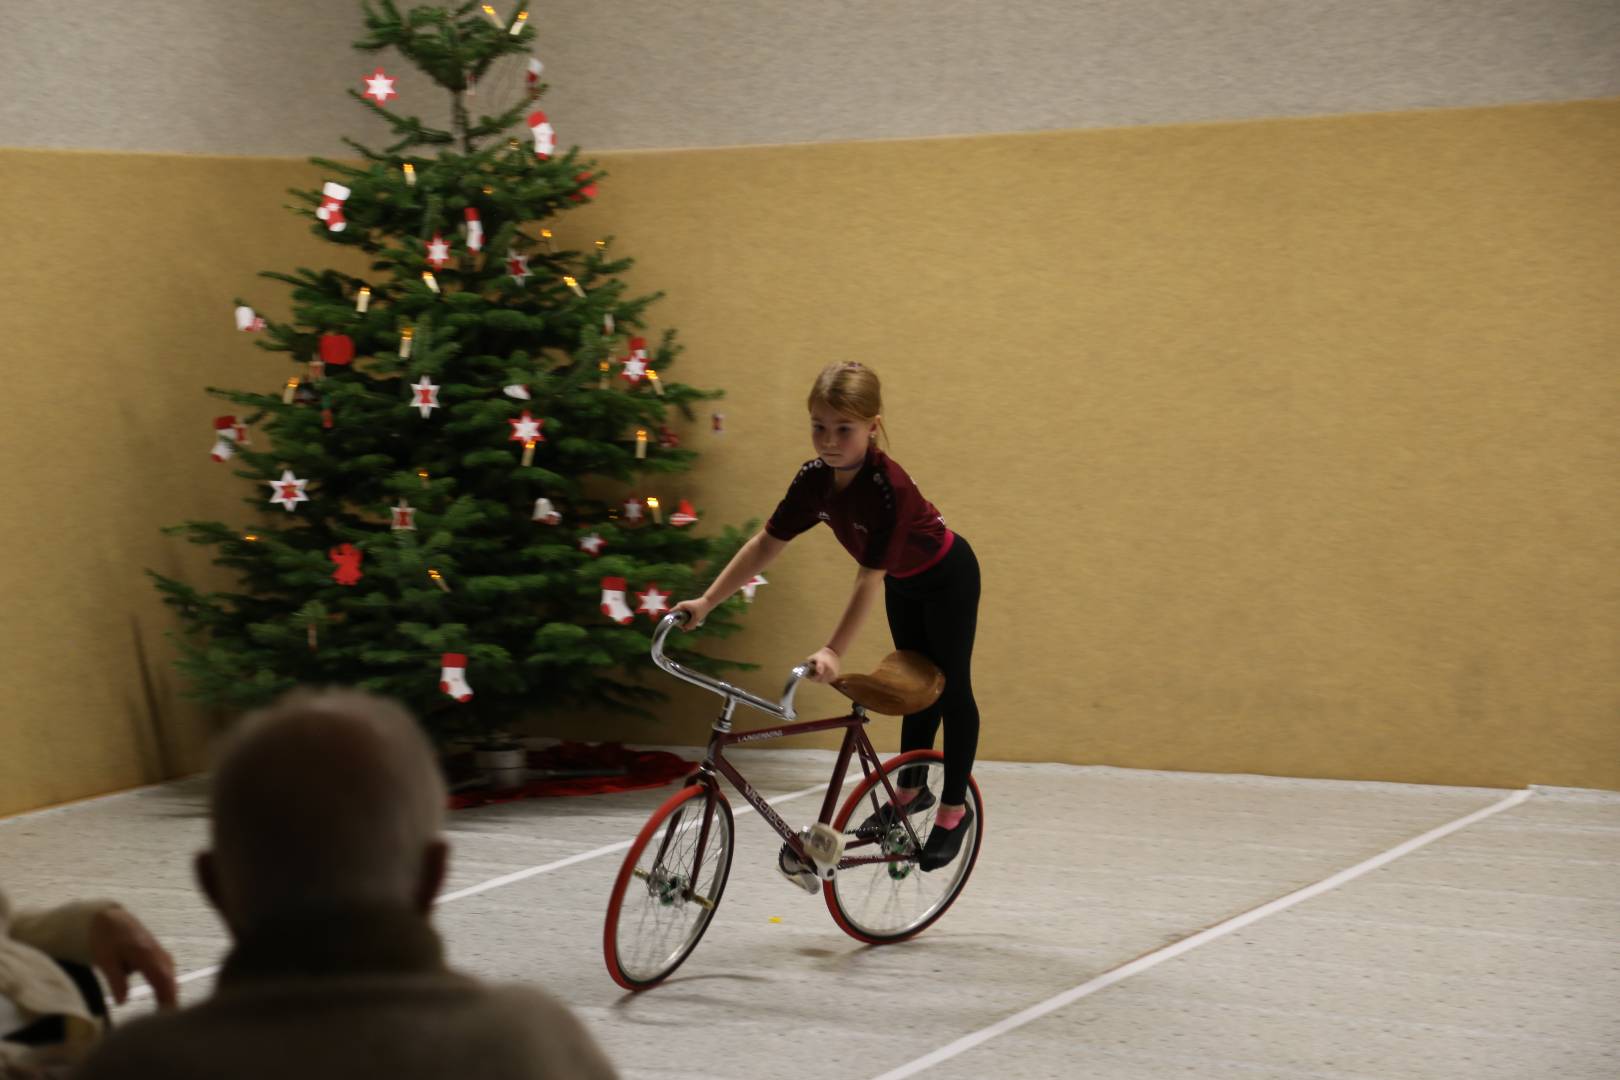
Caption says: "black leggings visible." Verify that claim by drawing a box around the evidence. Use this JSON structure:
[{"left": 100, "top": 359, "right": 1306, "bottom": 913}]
[{"left": 884, "top": 534, "right": 981, "bottom": 805}]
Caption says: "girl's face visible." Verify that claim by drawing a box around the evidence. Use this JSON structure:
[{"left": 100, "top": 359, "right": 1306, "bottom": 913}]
[{"left": 810, "top": 403, "right": 878, "bottom": 468}]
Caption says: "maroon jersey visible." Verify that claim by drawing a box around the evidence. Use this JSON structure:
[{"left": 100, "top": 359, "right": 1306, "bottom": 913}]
[{"left": 765, "top": 447, "right": 953, "bottom": 577}]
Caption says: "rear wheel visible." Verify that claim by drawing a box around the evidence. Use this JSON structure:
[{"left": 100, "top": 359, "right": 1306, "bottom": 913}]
[
  {"left": 604, "top": 784, "right": 734, "bottom": 990},
  {"left": 824, "top": 750, "right": 983, "bottom": 944}
]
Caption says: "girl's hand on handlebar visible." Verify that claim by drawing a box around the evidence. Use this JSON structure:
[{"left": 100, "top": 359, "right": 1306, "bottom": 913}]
[
  {"left": 805, "top": 647, "right": 841, "bottom": 684},
  {"left": 671, "top": 598, "right": 711, "bottom": 629}
]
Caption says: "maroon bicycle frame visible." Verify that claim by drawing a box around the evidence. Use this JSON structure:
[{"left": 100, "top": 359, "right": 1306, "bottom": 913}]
[{"left": 662, "top": 705, "right": 924, "bottom": 895}]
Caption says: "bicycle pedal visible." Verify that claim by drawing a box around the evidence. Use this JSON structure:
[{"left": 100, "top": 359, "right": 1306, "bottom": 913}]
[
  {"left": 776, "top": 846, "right": 822, "bottom": 895},
  {"left": 803, "top": 822, "right": 845, "bottom": 873}
]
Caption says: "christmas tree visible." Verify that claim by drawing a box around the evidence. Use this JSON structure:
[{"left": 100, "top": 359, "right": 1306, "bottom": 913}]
[{"left": 150, "top": 0, "right": 755, "bottom": 748}]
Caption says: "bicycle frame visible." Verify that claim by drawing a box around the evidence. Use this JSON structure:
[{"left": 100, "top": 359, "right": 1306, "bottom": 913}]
[{"left": 649, "top": 613, "right": 926, "bottom": 878}]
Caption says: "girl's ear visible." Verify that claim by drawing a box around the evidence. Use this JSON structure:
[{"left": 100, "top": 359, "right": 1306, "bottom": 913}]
[{"left": 870, "top": 415, "right": 882, "bottom": 441}]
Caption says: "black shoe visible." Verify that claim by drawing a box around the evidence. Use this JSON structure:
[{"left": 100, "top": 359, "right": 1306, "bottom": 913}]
[
  {"left": 856, "top": 786, "right": 937, "bottom": 837},
  {"left": 918, "top": 805, "right": 974, "bottom": 872}
]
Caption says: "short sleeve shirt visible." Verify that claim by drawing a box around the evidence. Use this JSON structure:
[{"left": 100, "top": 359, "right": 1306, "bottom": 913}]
[{"left": 764, "top": 447, "right": 952, "bottom": 577}]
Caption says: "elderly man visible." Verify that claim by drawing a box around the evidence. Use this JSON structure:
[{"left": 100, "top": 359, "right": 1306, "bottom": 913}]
[{"left": 78, "top": 688, "right": 616, "bottom": 1080}]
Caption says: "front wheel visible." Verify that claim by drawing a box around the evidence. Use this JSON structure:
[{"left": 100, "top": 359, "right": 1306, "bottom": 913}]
[
  {"left": 604, "top": 783, "right": 734, "bottom": 990},
  {"left": 824, "top": 750, "right": 983, "bottom": 944}
]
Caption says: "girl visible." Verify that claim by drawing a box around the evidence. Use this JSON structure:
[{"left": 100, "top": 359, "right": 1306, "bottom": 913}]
[{"left": 673, "top": 362, "right": 981, "bottom": 873}]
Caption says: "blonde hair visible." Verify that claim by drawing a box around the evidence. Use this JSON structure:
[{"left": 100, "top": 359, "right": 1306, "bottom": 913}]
[{"left": 808, "top": 362, "right": 887, "bottom": 447}]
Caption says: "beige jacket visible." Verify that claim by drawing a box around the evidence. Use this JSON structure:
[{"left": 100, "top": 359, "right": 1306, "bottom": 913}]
[
  {"left": 0, "top": 886, "right": 114, "bottom": 1069},
  {"left": 76, "top": 907, "right": 617, "bottom": 1080}
]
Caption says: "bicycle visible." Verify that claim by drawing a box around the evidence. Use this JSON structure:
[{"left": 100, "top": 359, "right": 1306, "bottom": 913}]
[{"left": 603, "top": 610, "right": 985, "bottom": 990}]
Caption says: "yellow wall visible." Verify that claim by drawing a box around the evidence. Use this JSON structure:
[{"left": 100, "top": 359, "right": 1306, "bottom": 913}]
[{"left": 3, "top": 99, "right": 1617, "bottom": 814}]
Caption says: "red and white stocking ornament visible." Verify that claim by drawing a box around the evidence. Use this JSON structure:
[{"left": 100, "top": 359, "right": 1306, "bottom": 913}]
[
  {"left": 440, "top": 653, "right": 474, "bottom": 702},
  {"left": 742, "top": 573, "right": 768, "bottom": 602},
  {"left": 527, "top": 111, "right": 556, "bottom": 158},
  {"left": 503, "top": 384, "right": 531, "bottom": 400},
  {"left": 526, "top": 57, "right": 544, "bottom": 92},
  {"left": 316, "top": 182, "right": 350, "bottom": 232},
  {"left": 532, "top": 497, "right": 561, "bottom": 524},
  {"left": 210, "top": 415, "right": 248, "bottom": 461},
  {"left": 234, "top": 305, "right": 265, "bottom": 332},
  {"left": 635, "top": 583, "right": 671, "bottom": 620},
  {"left": 464, "top": 208, "right": 484, "bottom": 253},
  {"left": 600, "top": 577, "right": 634, "bottom": 625}
]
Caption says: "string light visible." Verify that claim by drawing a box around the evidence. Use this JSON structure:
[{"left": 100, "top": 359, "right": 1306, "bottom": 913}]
[
  {"left": 428, "top": 568, "right": 452, "bottom": 593},
  {"left": 521, "top": 438, "right": 537, "bottom": 467},
  {"left": 422, "top": 271, "right": 440, "bottom": 294},
  {"left": 403, "top": 163, "right": 416, "bottom": 186},
  {"left": 417, "top": 468, "right": 430, "bottom": 488},
  {"left": 355, "top": 286, "right": 371, "bottom": 313},
  {"left": 635, "top": 429, "right": 648, "bottom": 460},
  {"left": 509, "top": 9, "right": 528, "bottom": 34},
  {"left": 647, "top": 496, "right": 662, "bottom": 525},
  {"left": 603, "top": 312, "right": 615, "bottom": 335},
  {"left": 540, "top": 228, "right": 555, "bottom": 252},
  {"left": 562, "top": 275, "right": 585, "bottom": 297},
  {"left": 399, "top": 327, "right": 414, "bottom": 357},
  {"left": 647, "top": 369, "right": 664, "bottom": 397},
  {"left": 480, "top": 4, "right": 502, "bottom": 27},
  {"left": 598, "top": 360, "right": 611, "bottom": 389},
  {"left": 282, "top": 377, "right": 299, "bottom": 404},
  {"left": 243, "top": 533, "right": 260, "bottom": 542}
]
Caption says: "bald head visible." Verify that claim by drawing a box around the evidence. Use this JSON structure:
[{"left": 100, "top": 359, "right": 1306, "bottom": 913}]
[{"left": 201, "top": 689, "right": 448, "bottom": 932}]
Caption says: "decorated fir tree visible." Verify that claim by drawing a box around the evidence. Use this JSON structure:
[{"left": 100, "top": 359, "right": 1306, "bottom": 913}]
[{"left": 151, "top": 0, "right": 757, "bottom": 747}]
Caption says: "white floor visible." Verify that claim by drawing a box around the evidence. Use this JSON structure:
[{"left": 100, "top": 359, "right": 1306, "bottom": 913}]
[{"left": 3, "top": 750, "right": 1617, "bottom": 1079}]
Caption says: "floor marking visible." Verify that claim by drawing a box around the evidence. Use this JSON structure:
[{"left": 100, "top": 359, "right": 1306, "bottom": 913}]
[
  {"left": 868, "top": 787, "right": 1534, "bottom": 1080},
  {"left": 124, "top": 782, "right": 824, "bottom": 1003}
]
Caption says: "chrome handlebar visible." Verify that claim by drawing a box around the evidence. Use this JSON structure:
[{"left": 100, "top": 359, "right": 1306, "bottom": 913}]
[{"left": 650, "top": 610, "right": 810, "bottom": 721}]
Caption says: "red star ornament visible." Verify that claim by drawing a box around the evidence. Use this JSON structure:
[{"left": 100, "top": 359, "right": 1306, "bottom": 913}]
[
  {"left": 620, "top": 354, "right": 647, "bottom": 385},
  {"left": 425, "top": 232, "right": 452, "bottom": 270},
  {"left": 508, "top": 410, "right": 545, "bottom": 444},
  {"left": 635, "top": 583, "right": 671, "bottom": 620},
  {"left": 507, "top": 252, "right": 530, "bottom": 284},
  {"left": 411, "top": 376, "right": 441, "bottom": 418},
  {"left": 268, "top": 469, "right": 309, "bottom": 511},
  {"left": 362, "top": 67, "right": 398, "bottom": 104}
]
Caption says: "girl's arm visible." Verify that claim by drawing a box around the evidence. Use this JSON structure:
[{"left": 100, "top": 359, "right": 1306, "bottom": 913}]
[
  {"left": 805, "top": 566, "right": 886, "bottom": 683},
  {"left": 673, "top": 529, "right": 787, "bottom": 627}
]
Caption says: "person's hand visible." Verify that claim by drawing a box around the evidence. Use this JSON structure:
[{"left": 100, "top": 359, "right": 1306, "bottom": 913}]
[
  {"left": 89, "top": 905, "right": 177, "bottom": 1009},
  {"left": 805, "top": 647, "right": 842, "bottom": 684},
  {"left": 671, "top": 598, "right": 712, "bottom": 629}
]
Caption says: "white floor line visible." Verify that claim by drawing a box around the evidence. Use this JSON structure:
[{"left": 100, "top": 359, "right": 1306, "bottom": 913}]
[
  {"left": 869, "top": 786, "right": 1535, "bottom": 1080},
  {"left": 124, "top": 781, "right": 825, "bottom": 1003}
]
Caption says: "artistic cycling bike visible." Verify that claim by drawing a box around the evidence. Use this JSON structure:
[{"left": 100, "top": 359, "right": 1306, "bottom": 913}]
[{"left": 603, "top": 610, "right": 984, "bottom": 990}]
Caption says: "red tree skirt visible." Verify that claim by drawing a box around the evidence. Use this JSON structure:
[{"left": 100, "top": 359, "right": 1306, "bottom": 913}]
[{"left": 448, "top": 741, "right": 691, "bottom": 810}]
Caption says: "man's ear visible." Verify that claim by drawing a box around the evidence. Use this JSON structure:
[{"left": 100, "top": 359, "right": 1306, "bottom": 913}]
[{"left": 415, "top": 839, "right": 450, "bottom": 914}]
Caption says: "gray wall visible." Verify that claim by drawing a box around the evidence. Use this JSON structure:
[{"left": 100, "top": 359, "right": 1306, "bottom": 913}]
[{"left": 2, "top": 1, "right": 1617, "bottom": 156}]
